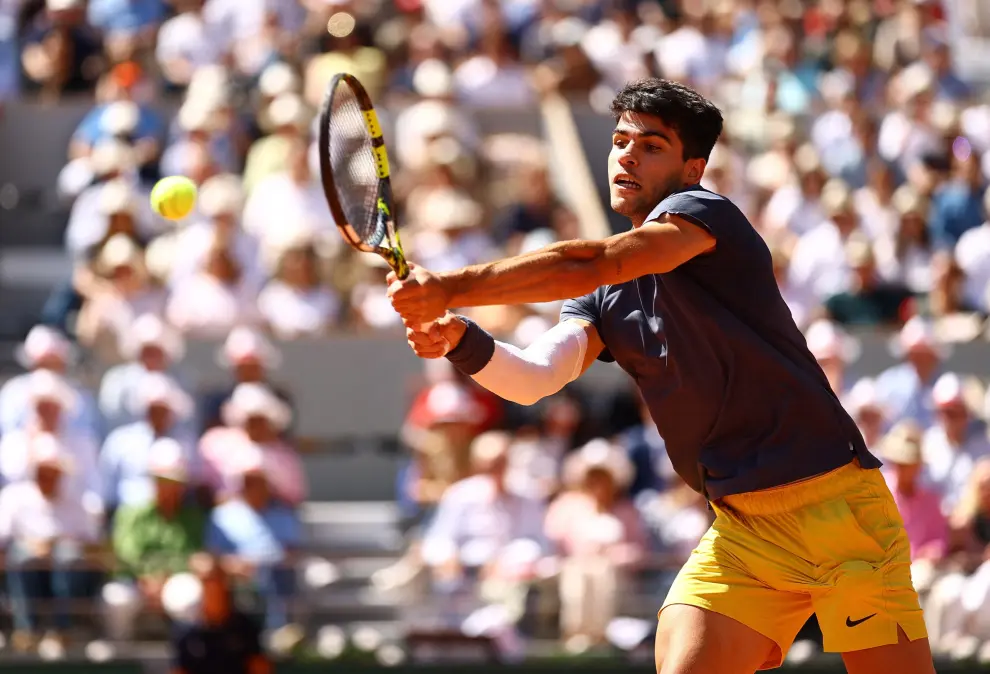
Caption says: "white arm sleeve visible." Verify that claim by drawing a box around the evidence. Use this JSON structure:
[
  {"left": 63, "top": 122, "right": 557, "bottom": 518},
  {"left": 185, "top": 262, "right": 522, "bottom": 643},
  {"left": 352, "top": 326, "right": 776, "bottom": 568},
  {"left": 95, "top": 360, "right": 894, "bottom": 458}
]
[{"left": 471, "top": 320, "right": 589, "bottom": 406}]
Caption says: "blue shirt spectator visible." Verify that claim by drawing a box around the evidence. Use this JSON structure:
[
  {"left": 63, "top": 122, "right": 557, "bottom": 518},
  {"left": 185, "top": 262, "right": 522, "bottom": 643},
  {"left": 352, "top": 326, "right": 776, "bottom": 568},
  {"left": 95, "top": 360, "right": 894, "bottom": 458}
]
[
  {"left": 99, "top": 374, "right": 198, "bottom": 510},
  {"left": 87, "top": 0, "right": 166, "bottom": 34},
  {"left": 928, "top": 157, "right": 986, "bottom": 250},
  {"left": 206, "top": 500, "right": 301, "bottom": 565}
]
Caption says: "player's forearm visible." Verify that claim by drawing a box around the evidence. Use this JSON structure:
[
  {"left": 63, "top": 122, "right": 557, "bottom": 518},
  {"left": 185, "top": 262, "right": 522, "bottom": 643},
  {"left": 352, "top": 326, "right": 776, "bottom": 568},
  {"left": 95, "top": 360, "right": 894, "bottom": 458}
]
[{"left": 438, "top": 239, "right": 608, "bottom": 309}]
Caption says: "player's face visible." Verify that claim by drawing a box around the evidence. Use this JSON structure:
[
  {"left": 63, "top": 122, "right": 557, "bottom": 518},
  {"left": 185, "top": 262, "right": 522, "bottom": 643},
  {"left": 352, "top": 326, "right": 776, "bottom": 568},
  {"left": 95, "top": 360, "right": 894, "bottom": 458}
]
[{"left": 608, "top": 111, "right": 705, "bottom": 225}]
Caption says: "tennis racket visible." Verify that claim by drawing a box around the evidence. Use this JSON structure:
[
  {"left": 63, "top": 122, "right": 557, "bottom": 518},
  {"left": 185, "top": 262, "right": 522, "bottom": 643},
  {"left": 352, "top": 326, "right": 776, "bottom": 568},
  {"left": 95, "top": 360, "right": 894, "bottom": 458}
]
[{"left": 318, "top": 73, "right": 441, "bottom": 339}]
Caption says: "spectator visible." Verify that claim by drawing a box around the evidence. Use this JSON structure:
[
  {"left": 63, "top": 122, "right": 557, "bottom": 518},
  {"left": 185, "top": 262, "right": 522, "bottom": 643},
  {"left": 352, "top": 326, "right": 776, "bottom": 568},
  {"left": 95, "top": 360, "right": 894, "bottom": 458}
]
[
  {"left": 75, "top": 233, "right": 168, "bottom": 357},
  {"left": 242, "top": 93, "right": 311, "bottom": 195},
  {"left": 0, "top": 325, "right": 98, "bottom": 436},
  {"left": 242, "top": 137, "right": 330, "bottom": 251},
  {"left": 0, "top": 370, "right": 101, "bottom": 504},
  {"left": 928, "top": 152, "right": 986, "bottom": 251},
  {"left": 166, "top": 234, "right": 260, "bottom": 337},
  {"left": 788, "top": 179, "right": 864, "bottom": 302},
  {"left": 401, "top": 380, "right": 489, "bottom": 515},
  {"left": 545, "top": 439, "right": 646, "bottom": 650},
  {"left": 97, "top": 313, "right": 190, "bottom": 432},
  {"left": 162, "top": 174, "right": 260, "bottom": 290},
  {"left": 101, "top": 440, "right": 206, "bottom": 641},
  {"left": 823, "top": 233, "right": 913, "bottom": 327},
  {"left": 421, "top": 432, "right": 547, "bottom": 606},
  {"left": 874, "top": 187, "right": 934, "bottom": 294},
  {"left": 87, "top": 0, "right": 165, "bottom": 53},
  {"left": 954, "top": 187, "right": 990, "bottom": 313},
  {"left": 64, "top": 165, "right": 154, "bottom": 261},
  {"left": 875, "top": 316, "right": 947, "bottom": 426},
  {"left": 0, "top": 436, "right": 102, "bottom": 656},
  {"left": 168, "top": 554, "right": 272, "bottom": 674},
  {"left": 804, "top": 318, "right": 861, "bottom": 396},
  {"left": 922, "top": 373, "right": 990, "bottom": 514},
  {"left": 99, "top": 374, "right": 198, "bottom": 511},
  {"left": 154, "top": 0, "right": 223, "bottom": 88},
  {"left": 844, "top": 378, "right": 888, "bottom": 453},
  {"left": 68, "top": 62, "right": 163, "bottom": 161},
  {"left": 20, "top": 0, "right": 102, "bottom": 100},
  {"left": 199, "top": 383, "right": 306, "bottom": 507},
  {"left": 205, "top": 447, "right": 303, "bottom": 649},
  {"left": 879, "top": 422, "right": 948, "bottom": 563},
  {"left": 257, "top": 231, "right": 340, "bottom": 340},
  {"left": 200, "top": 326, "right": 292, "bottom": 431}
]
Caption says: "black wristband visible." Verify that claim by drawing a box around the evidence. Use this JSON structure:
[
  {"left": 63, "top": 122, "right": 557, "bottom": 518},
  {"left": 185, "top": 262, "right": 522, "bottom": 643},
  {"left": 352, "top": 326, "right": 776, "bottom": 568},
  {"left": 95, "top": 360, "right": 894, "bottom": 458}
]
[{"left": 445, "top": 316, "right": 496, "bottom": 376}]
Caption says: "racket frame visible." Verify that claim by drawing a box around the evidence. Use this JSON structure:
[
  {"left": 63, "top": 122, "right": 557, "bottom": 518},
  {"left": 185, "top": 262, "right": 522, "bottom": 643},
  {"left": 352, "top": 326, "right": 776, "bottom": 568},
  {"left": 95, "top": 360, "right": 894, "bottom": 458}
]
[{"left": 318, "top": 73, "right": 411, "bottom": 280}]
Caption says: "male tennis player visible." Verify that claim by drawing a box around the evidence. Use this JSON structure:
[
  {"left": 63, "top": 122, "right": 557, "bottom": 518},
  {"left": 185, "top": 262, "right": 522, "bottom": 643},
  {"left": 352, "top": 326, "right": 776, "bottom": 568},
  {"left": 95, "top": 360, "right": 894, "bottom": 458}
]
[{"left": 386, "top": 79, "right": 934, "bottom": 673}]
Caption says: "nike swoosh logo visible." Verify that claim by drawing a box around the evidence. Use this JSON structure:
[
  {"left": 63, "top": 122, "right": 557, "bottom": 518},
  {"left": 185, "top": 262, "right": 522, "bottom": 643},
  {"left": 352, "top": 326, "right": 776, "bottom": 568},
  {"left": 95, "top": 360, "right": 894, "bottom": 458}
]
[{"left": 846, "top": 614, "right": 877, "bottom": 627}]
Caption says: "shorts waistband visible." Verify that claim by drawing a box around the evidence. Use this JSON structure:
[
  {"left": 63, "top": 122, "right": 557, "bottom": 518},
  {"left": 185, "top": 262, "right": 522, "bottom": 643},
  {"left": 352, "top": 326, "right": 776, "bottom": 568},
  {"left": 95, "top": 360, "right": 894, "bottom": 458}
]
[{"left": 716, "top": 460, "right": 868, "bottom": 516}]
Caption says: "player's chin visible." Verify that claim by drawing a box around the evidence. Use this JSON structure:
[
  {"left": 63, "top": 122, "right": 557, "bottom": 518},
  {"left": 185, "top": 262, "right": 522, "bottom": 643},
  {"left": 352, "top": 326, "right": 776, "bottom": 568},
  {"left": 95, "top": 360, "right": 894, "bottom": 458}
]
[{"left": 610, "top": 193, "right": 644, "bottom": 218}]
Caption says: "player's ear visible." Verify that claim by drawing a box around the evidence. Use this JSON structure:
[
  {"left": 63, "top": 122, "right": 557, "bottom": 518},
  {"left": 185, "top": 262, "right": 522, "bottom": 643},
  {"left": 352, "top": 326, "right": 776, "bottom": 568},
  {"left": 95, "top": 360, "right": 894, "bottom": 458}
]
[{"left": 683, "top": 158, "right": 706, "bottom": 185}]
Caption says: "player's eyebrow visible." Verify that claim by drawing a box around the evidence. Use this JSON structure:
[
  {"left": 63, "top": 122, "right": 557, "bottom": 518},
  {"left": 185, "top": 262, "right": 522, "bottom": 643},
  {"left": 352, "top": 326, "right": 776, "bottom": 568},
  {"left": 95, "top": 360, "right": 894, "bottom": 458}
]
[{"left": 613, "top": 126, "right": 674, "bottom": 145}]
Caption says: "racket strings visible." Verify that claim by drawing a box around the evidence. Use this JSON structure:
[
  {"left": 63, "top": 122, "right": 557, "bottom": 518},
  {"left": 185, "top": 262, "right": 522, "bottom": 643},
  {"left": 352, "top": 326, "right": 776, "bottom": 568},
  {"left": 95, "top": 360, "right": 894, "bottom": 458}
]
[{"left": 326, "top": 82, "right": 383, "bottom": 246}]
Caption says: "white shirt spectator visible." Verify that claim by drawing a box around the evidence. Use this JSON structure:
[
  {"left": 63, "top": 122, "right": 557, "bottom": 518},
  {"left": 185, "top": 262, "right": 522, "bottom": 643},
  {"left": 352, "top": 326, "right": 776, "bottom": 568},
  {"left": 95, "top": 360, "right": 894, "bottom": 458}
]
[
  {"left": 922, "top": 424, "right": 990, "bottom": 514},
  {"left": 0, "top": 481, "right": 101, "bottom": 545},
  {"left": 166, "top": 220, "right": 263, "bottom": 290},
  {"left": 788, "top": 220, "right": 856, "bottom": 299},
  {"left": 954, "top": 221, "right": 990, "bottom": 311},
  {"left": 166, "top": 273, "right": 259, "bottom": 338},
  {"left": 155, "top": 11, "right": 224, "bottom": 75},
  {"left": 242, "top": 173, "right": 329, "bottom": 249},
  {"left": 0, "top": 429, "right": 101, "bottom": 502},
  {"left": 257, "top": 281, "right": 339, "bottom": 340},
  {"left": 421, "top": 474, "right": 547, "bottom": 569},
  {"left": 453, "top": 56, "right": 534, "bottom": 108},
  {"left": 763, "top": 184, "right": 827, "bottom": 238}
]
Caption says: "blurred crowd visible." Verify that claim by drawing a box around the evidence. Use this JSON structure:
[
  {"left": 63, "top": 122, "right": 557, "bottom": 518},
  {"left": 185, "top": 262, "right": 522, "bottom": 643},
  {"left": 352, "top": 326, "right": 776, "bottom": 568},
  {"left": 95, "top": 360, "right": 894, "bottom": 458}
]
[{"left": 2, "top": 0, "right": 990, "bottom": 665}]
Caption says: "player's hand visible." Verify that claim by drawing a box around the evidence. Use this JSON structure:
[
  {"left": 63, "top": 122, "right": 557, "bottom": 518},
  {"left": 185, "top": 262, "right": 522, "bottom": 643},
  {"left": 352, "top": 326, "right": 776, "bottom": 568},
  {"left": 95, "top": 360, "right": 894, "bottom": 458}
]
[
  {"left": 406, "top": 313, "right": 466, "bottom": 359},
  {"left": 387, "top": 263, "right": 450, "bottom": 324}
]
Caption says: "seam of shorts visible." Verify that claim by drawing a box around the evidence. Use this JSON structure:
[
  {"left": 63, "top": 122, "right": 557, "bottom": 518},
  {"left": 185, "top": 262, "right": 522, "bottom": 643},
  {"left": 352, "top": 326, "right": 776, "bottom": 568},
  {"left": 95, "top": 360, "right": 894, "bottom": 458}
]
[{"left": 870, "top": 480, "right": 897, "bottom": 628}]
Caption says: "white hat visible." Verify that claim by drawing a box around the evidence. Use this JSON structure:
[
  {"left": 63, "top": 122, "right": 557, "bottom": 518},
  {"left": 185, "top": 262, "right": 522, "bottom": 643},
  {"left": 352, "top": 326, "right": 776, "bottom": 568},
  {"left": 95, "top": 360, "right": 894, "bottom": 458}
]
[
  {"left": 844, "top": 377, "right": 885, "bottom": 418},
  {"left": 16, "top": 325, "right": 74, "bottom": 369},
  {"left": 258, "top": 62, "right": 300, "bottom": 98},
  {"left": 222, "top": 383, "right": 291, "bottom": 430},
  {"left": 412, "top": 59, "right": 453, "bottom": 98},
  {"left": 890, "top": 316, "right": 950, "bottom": 359},
  {"left": 101, "top": 101, "right": 140, "bottom": 136},
  {"left": 932, "top": 372, "right": 966, "bottom": 408},
  {"left": 26, "top": 370, "right": 78, "bottom": 411},
  {"left": 268, "top": 94, "right": 311, "bottom": 130},
  {"left": 177, "top": 100, "right": 217, "bottom": 133},
  {"left": 217, "top": 326, "right": 282, "bottom": 369},
  {"left": 564, "top": 438, "right": 634, "bottom": 489},
  {"left": 879, "top": 421, "right": 924, "bottom": 465},
  {"left": 30, "top": 433, "right": 72, "bottom": 473},
  {"left": 470, "top": 431, "right": 512, "bottom": 466},
  {"left": 198, "top": 174, "right": 244, "bottom": 218},
  {"left": 231, "top": 443, "right": 267, "bottom": 478},
  {"left": 97, "top": 234, "right": 142, "bottom": 273},
  {"left": 97, "top": 180, "right": 137, "bottom": 216},
  {"left": 123, "top": 313, "right": 185, "bottom": 362},
  {"left": 132, "top": 372, "right": 194, "bottom": 419},
  {"left": 147, "top": 438, "right": 188, "bottom": 481},
  {"left": 805, "top": 319, "right": 861, "bottom": 363},
  {"left": 46, "top": 0, "right": 82, "bottom": 11},
  {"left": 91, "top": 139, "right": 135, "bottom": 175}
]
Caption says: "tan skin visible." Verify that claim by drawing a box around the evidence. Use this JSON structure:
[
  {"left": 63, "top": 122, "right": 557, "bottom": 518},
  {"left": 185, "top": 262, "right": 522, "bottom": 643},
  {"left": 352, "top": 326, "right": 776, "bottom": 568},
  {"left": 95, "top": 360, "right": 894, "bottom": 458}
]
[{"left": 389, "top": 111, "right": 936, "bottom": 674}]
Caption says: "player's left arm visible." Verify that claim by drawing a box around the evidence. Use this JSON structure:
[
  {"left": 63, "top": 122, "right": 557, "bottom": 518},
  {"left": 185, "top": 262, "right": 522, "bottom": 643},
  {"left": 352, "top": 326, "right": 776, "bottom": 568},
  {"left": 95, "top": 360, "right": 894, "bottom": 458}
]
[{"left": 388, "top": 214, "right": 714, "bottom": 322}]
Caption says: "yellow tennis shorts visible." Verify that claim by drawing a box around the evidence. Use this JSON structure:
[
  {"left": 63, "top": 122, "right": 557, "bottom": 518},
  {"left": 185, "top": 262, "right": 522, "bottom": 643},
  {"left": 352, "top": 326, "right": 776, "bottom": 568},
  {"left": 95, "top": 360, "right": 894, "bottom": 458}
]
[{"left": 661, "top": 461, "right": 927, "bottom": 670}]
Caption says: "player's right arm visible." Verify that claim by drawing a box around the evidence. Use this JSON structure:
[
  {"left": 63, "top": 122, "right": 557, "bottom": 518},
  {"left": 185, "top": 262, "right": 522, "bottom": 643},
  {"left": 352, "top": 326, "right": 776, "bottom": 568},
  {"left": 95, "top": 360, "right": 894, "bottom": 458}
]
[{"left": 407, "top": 313, "right": 603, "bottom": 406}]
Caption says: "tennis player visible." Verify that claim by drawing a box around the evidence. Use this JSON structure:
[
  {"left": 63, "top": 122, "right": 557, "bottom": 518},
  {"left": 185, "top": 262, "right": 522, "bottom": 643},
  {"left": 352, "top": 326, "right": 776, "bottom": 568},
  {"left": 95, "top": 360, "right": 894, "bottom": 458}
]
[{"left": 386, "top": 78, "right": 933, "bottom": 673}]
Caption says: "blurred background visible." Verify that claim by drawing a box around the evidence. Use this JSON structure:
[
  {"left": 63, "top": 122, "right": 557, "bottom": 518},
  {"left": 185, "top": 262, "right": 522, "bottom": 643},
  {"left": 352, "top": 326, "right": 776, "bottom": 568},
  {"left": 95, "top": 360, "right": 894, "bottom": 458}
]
[{"left": 1, "top": 0, "right": 990, "bottom": 672}]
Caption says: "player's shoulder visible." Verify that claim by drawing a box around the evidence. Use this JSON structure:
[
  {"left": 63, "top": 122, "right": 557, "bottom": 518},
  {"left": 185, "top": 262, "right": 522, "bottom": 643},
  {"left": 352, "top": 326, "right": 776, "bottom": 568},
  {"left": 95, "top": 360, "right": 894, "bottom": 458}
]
[{"left": 649, "top": 186, "right": 745, "bottom": 224}]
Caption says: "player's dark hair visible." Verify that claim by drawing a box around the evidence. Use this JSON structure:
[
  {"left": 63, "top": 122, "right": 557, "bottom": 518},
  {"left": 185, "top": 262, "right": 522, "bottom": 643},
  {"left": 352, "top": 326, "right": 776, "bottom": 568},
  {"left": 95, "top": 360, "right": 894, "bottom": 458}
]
[{"left": 610, "top": 79, "right": 724, "bottom": 161}]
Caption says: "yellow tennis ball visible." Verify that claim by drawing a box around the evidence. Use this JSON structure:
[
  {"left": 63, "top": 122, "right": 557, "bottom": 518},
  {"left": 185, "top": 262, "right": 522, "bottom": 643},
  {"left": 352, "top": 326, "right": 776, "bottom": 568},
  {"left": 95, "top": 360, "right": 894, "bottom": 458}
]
[{"left": 151, "top": 176, "right": 197, "bottom": 220}]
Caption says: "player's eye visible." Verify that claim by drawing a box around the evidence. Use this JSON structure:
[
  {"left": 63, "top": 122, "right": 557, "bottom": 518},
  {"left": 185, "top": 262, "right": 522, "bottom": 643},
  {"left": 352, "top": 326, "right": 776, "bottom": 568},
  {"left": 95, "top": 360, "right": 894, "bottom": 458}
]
[
  {"left": 613, "top": 137, "right": 627, "bottom": 148},
  {"left": 647, "top": 144, "right": 662, "bottom": 153}
]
